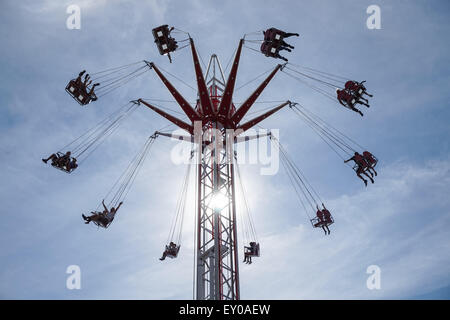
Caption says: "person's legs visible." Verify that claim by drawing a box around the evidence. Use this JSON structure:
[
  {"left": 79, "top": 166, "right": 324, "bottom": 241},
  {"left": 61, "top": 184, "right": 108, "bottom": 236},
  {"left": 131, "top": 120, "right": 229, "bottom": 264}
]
[
  {"left": 371, "top": 166, "right": 378, "bottom": 176},
  {"left": 321, "top": 226, "right": 327, "bottom": 235},
  {"left": 366, "top": 167, "right": 376, "bottom": 177},
  {"left": 275, "top": 53, "right": 288, "bottom": 61},
  {"left": 283, "top": 32, "right": 300, "bottom": 38},
  {"left": 159, "top": 251, "right": 167, "bottom": 261},
  {"left": 365, "top": 167, "right": 374, "bottom": 178},
  {"left": 356, "top": 169, "right": 368, "bottom": 186},
  {"left": 363, "top": 90, "right": 373, "bottom": 97},
  {"left": 88, "top": 83, "right": 99, "bottom": 96},
  {"left": 42, "top": 153, "right": 57, "bottom": 163},
  {"left": 88, "top": 214, "right": 104, "bottom": 224},
  {"left": 82, "top": 214, "right": 91, "bottom": 224},
  {"left": 351, "top": 106, "right": 364, "bottom": 116},
  {"left": 281, "top": 40, "right": 294, "bottom": 48},
  {"left": 278, "top": 46, "right": 292, "bottom": 52},
  {"left": 357, "top": 100, "right": 370, "bottom": 108},
  {"left": 325, "top": 225, "right": 331, "bottom": 234},
  {"left": 362, "top": 171, "right": 374, "bottom": 183},
  {"left": 358, "top": 96, "right": 369, "bottom": 103}
]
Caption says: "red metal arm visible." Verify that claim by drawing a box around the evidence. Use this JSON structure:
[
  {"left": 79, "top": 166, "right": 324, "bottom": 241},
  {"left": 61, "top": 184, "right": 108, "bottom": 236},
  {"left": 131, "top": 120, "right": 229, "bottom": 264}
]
[
  {"left": 230, "top": 64, "right": 282, "bottom": 126},
  {"left": 138, "top": 99, "right": 194, "bottom": 134},
  {"left": 217, "top": 39, "right": 244, "bottom": 118},
  {"left": 190, "top": 38, "right": 214, "bottom": 117},
  {"left": 149, "top": 62, "right": 200, "bottom": 122},
  {"left": 235, "top": 101, "right": 290, "bottom": 133}
]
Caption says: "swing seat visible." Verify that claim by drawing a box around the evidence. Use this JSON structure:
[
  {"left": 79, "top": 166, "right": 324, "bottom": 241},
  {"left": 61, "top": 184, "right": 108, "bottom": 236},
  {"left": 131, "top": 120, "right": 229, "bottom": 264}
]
[
  {"left": 165, "top": 244, "right": 180, "bottom": 258},
  {"left": 152, "top": 25, "right": 177, "bottom": 55},
  {"left": 65, "top": 79, "right": 95, "bottom": 106},
  {"left": 369, "top": 155, "right": 378, "bottom": 168},
  {"left": 50, "top": 152, "right": 77, "bottom": 173},
  {"left": 91, "top": 212, "right": 114, "bottom": 229},
  {"left": 352, "top": 161, "right": 372, "bottom": 173},
  {"left": 311, "top": 216, "right": 334, "bottom": 228},
  {"left": 264, "top": 28, "right": 284, "bottom": 43},
  {"left": 244, "top": 243, "right": 260, "bottom": 257},
  {"left": 260, "top": 41, "right": 279, "bottom": 58}
]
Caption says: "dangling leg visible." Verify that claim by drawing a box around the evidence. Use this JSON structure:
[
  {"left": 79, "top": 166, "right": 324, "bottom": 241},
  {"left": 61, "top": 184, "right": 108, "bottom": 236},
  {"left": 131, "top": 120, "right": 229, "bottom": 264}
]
[
  {"left": 278, "top": 46, "right": 292, "bottom": 52},
  {"left": 365, "top": 167, "right": 374, "bottom": 178},
  {"left": 351, "top": 106, "right": 364, "bottom": 116},
  {"left": 356, "top": 171, "right": 368, "bottom": 186},
  {"left": 281, "top": 40, "right": 294, "bottom": 49},
  {"left": 159, "top": 251, "right": 167, "bottom": 261},
  {"left": 363, "top": 90, "right": 373, "bottom": 98},
  {"left": 371, "top": 166, "right": 378, "bottom": 176},
  {"left": 356, "top": 100, "right": 370, "bottom": 108},
  {"left": 358, "top": 96, "right": 369, "bottom": 104},
  {"left": 42, "top": 153, "right": 57, "bottom": 164},
  {"left": 367, "top": 167, "right": 377, "bottom": 177},
  {"left": 362, "top": 171, "right": 374, "bottom": 183},
  {"left": 82, "top": 214, "right": 91, "bottom": 224},
  {"left": 325, "top": 225, "right": 331, "bottom": 235},
  {"left": 275, "top": 53, "right": 288, "bottom": 62},
  {"left": 321, "top": 226, "right": 327, "bottom": 235},
  {"left": 283, "top": 32, "right": 300, "bottom": 38}
]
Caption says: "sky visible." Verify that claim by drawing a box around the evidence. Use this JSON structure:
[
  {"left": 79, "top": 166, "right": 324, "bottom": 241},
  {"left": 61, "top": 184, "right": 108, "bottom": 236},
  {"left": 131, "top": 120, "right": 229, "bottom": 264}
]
[{"left": 0, "top": 0, "right": 449, "bottom": 299}]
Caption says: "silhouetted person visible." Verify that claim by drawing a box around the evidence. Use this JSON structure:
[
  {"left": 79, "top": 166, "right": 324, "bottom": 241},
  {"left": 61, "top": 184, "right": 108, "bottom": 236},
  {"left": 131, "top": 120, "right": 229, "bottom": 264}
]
[{"left": 345, "top": 152, "right": 374, "bottom": 186}]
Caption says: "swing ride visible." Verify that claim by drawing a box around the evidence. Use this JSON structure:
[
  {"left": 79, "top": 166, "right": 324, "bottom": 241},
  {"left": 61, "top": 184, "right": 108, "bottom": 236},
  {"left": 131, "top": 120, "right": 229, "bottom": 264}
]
[{"left": 42, "top": 26, "right": 378, "bottom": 299}]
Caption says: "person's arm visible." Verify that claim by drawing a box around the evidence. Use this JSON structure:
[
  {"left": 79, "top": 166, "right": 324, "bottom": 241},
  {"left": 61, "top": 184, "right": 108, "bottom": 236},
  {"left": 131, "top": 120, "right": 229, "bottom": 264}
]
[
  {"left": 338, "top": 97, "right": 346, "bottom": 107},
  {"left": 102, "top": 199, "right": 107, "bottom": 212},
  {"left": 116, "top": 201, "right": 123, "bottom": 212},
  {"left": 344, "top": 157, "right": 352, "bottom": 163}
]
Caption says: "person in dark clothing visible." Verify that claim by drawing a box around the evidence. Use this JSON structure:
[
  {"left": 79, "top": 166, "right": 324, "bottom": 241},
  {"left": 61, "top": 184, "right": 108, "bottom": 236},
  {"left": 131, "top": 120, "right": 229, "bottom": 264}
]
[{"left": 344, "top": 152, "right": 374, "bottom": 186}]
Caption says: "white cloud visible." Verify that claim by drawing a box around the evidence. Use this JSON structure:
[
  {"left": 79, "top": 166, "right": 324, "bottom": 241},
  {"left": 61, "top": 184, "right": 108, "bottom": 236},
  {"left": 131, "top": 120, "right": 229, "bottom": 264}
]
[{"left": 239, "top": 159, "right": 450, "bottom": 299}]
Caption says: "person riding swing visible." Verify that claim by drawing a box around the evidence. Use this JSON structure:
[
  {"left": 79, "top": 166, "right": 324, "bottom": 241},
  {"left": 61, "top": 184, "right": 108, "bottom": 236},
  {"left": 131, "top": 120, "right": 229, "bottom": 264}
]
[
  {"left": 362, "top": 151, "right": 378, "bottom": 177},
  {"left": 82, "top": 200, "right": 123, "bottom": 227},
  {"left": 42, "top": 151, "right": 76, "bottom": 172},
  {"left": 344, "top": 152, "right": 374, "bottom": 186},
  {"left": 159, "top": 241, "right": 179, "bottom": 261},
  {"left": 336, "top": 89, "right": 365, "bottom": 116},
  {"left": 314, "top": 204, "right": 331, "bottom": 235},
  {"left": 243, "top": 242, "right": 258, "bottom": 264}
]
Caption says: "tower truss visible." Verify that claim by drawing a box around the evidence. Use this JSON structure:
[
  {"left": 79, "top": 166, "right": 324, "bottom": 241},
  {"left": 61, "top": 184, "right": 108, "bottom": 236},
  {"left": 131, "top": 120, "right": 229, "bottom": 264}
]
[{"left": 138, "top": 38, "right": 290, "bottom": 300}]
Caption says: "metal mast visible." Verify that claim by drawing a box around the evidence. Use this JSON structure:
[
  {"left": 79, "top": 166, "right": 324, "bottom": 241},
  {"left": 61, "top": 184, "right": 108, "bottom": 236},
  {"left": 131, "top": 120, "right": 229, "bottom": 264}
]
[
  {"left": 194, "top": 55, "right": 240, "bottom": 300},
  {"left": 139, "top": 37, "right": 288, "bottom": 300}
]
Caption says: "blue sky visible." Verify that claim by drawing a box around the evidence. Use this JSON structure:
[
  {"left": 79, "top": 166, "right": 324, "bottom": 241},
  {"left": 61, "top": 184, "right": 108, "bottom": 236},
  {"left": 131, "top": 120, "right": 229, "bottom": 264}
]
[{"left": 0, "top": 0, "right": 449, "bottom": 299}]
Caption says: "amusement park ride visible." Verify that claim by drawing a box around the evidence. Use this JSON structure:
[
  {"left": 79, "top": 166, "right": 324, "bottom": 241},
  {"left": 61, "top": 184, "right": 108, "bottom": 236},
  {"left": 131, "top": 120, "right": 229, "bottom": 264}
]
[{"left": 43, "top": 25, "right": 378, "bottom": 300}]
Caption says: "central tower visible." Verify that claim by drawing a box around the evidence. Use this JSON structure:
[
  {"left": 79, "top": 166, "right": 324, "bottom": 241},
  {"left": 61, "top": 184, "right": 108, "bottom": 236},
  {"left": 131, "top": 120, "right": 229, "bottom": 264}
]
[
  {"left": 139, "top": 37, "right": 289, "bottom": 300},
  {"left": 194, "top": 55, "right": 240, "bottom": 300}
]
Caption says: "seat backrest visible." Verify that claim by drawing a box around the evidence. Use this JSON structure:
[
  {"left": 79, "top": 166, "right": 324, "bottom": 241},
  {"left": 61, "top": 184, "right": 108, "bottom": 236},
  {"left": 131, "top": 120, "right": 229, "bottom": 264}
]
[{"left": 254, "top": 243, "right": 260, "bottom": 256}]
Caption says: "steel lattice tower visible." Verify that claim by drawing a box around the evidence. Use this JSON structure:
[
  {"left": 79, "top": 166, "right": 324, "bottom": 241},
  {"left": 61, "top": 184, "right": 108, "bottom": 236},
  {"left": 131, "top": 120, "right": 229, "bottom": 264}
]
[
  {"left": 194, "top": 55, "right": 240, "bottom": 300},
  {"left": 138, "top": 38, "right": 290, "bottom": 300}
]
